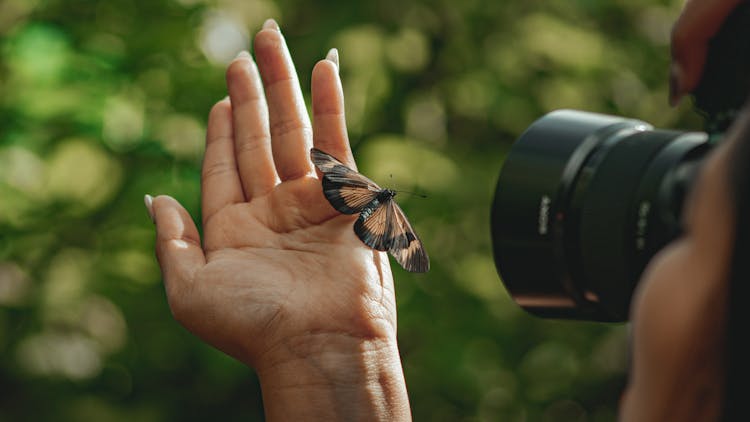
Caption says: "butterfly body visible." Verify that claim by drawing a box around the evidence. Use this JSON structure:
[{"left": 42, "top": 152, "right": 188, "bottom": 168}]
[
  {"left": 359, "top": 189, "right": 395, "bottom": 219},
  {"left": 311, "top": 148, "right": 429, "bottom": 273}
]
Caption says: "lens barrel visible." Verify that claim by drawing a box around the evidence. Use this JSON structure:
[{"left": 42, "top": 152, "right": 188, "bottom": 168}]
[{"left": 491, "top": 110, "right": 710, "bottom": 321}]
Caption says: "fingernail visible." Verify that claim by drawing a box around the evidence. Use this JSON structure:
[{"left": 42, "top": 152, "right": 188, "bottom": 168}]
[
  {"left": 263, "top": 18, "right": 280, "bottom": 31},
  {"left": 669, "top": 63, "right": 684, "bottom": 107},
  {"left": 235, "top": 50, "right": 251, "bottom": 59},
  {"left": 144, "top": 194, "right": 155, "bottom": 224},
  {"left": 326, "top": 48, "right": 339, "bottom": 72}
]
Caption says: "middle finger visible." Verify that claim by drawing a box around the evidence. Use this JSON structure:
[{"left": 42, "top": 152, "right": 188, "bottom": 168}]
[{"left": 253, "top": 19, "right": 315, "bottom": 181}]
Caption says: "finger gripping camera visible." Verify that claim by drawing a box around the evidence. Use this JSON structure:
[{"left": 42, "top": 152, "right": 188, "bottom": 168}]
[{"left": 491, "top": 3, "right": 750, "bottom": 322}]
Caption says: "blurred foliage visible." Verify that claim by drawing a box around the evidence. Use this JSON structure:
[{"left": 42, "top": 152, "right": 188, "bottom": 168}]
[{"left": 0, "top": 0, "right": 706, "bottom": 420}]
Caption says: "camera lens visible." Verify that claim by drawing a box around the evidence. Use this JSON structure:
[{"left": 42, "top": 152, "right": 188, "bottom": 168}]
[{"left": 491, "top": 110, "right": 711, "bottom": 321}]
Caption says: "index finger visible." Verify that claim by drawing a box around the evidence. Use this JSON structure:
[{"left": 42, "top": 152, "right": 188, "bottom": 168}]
[
  {"left": 671, "top": 0, "right": 742, "bottom": 100},
  {"left": 201, "top": 98, "right": 245, "bottom": 226}
]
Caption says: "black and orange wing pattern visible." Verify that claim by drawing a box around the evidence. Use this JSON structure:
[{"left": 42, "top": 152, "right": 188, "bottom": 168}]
[
  {"left": 311, "top": 148, "right": 380, "bottom": 214},
  {"left": 311, "top": 148, "right": 430, "bottom": 273},
  {"left": 385, "top": 201, "right": 429, "bottom": 273},
  {"left": 354, "top": 200, "right": 391, "bottom": 251}
]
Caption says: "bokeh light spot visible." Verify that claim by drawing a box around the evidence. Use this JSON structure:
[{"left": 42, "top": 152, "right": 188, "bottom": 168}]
[
  {"left": 6, "top": 23, "right": 71, "bottom": 84},
  {"left": 521, "top": 14, "right": 604, "bottom": 70},
  {"left": 450, "top": 71, "right": 497, "bottom": 118},
  {"left": 103, "top": 95, "right": 145, "bottom": 151},
  {"left": 0, "top": 262, "right": 32, "bottom": 306},
  {"left": 385, "top": 28, "right": 430, "bottom": 73},
  {"left": 81, "top": 296, "right": 127, "bottom": 353},
  {"left": 45, "top": 139, "right": 123, "bottom": 212},
  {"left": 41, "top": 248, "right": 92, "bottom": 312},
  {"left": 111, "top": 249, "right": 160, "bottom": 285},
  {"left": 199, "top": 10, "right": 249, "bottom": 66},
  {"left": 17, "top": 331, "right": 102, "bottom": 380},
  {"left": 0, "top": 146, "right": 46, "bottom": 197},
  {"left": 405, "top": 93, "right": 446, "bottom": 145},
  {"left": 156, "top": 113, "right": 205, "bottom": 159}
]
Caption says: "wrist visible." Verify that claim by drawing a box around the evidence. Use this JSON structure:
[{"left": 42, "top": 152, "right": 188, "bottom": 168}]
[{"left": 256, "top": 332, "right": 411, "bottom": 421}]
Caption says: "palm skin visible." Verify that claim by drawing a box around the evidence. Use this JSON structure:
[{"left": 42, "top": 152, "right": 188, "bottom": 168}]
[{"left": 186, "top": 178, "right": 397, "bottom": 368}]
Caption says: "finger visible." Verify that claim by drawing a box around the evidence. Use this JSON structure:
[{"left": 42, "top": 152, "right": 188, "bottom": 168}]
[
  {"left": 312, "top": 48, "right": 356, "bottom": 170},
  {"left": 152, "top": 195, "right": 206, "bottom": 304},
  {"left": 226, "top": 52, "right": 280, "bottom": 199},
  {"left": 670, "top": 0, "right": 741, "bottom": 103},
  {"left": 201, "top": 98, "right": 245, "bottom": 225},
  {"left": 254, "top": 20, "right": 315, "bottom": 181}
]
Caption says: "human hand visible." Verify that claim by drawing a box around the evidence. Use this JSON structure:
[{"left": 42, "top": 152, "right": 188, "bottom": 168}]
[
  {"left": 147, "top": 19, "right": 410, "bottom": 421},
  {"left": 669, "top": 0, "right": 742, "bottom": 105}
]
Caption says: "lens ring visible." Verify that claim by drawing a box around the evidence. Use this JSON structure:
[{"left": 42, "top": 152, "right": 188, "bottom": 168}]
[
  {"left": 555, "top": 124, "right": 650, "bottom": 309},
  {"left": 577, "top": 130, "right": 677, "bottom": 320}
]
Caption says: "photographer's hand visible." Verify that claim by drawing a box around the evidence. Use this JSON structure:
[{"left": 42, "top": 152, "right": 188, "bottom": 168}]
[
  {"left": 147, "top": 20, "right": 410, "bottom": 421},
  {"left": 670, "top": 0, "right": 742, "bottom": 105}
]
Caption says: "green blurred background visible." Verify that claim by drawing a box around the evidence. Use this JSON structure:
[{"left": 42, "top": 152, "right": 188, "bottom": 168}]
[{"left": 0, "top": 0, "right": 706, "bottom": 420}]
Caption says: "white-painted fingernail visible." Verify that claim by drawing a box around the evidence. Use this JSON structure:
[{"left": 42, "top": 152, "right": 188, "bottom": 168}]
[
  {"left": 326, "top": 48, "right": 339, "bottom": 73},
  {"left": 144, "top": 194, "right": 155, "bottom": 224},
  {"left": 235, "top": 50, "right": 251, "bottom": 59},
  {"left": 263, "top": 18, "right": 280, "bottom": 31}
]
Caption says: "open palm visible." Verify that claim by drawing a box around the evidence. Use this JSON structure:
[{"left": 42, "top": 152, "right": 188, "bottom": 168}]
[{"left": 150, "top": 22, "right": 396, "bottom": 371}]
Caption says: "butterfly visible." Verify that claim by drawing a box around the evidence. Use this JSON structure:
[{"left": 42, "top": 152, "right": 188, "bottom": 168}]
[{"left": 310, "top": 148, "right": 430, "bottom": 273}]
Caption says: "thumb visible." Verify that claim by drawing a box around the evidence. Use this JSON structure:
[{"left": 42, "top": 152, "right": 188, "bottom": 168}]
[{"left": 146, "top": 194, "right": 206, "bottom": 305}]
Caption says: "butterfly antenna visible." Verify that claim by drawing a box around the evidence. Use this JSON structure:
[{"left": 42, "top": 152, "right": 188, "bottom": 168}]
[
  {"left": 387, "top": 174, "right": 426, "bottom": 198},
  {"left": 395, "top": 189, "right": 427, "bottom": 199}
]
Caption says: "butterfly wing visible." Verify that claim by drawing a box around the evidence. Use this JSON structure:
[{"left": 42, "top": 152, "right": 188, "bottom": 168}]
[
  {"left": 386, "top": 201, "right": 429, "bottom": 273},
  {"left": 354, "top": 197, "right": 430, "bottom": 272},
  {"left": 311, "top": 148, "right": 382, "bottom": 214},
  {"left": 353, "top": 200, "right": 392, "bottom": 251}
]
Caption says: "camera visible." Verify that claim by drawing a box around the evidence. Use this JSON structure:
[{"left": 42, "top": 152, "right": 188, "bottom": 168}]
[
  {"left": 490, "top": 3, "right": 750, "bottom": 322},
  {"left": 491, "top": 110, "right": 708, "bottom": 321}
]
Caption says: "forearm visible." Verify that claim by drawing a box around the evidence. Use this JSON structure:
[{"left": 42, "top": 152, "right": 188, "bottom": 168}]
[{"left": 256, "top": 333, "right": 411, "bottom": 421}]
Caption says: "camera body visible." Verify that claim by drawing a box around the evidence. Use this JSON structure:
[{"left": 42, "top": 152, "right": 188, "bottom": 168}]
[{"left": 491, "top": 3, "right": 750, "bottom": 322}]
